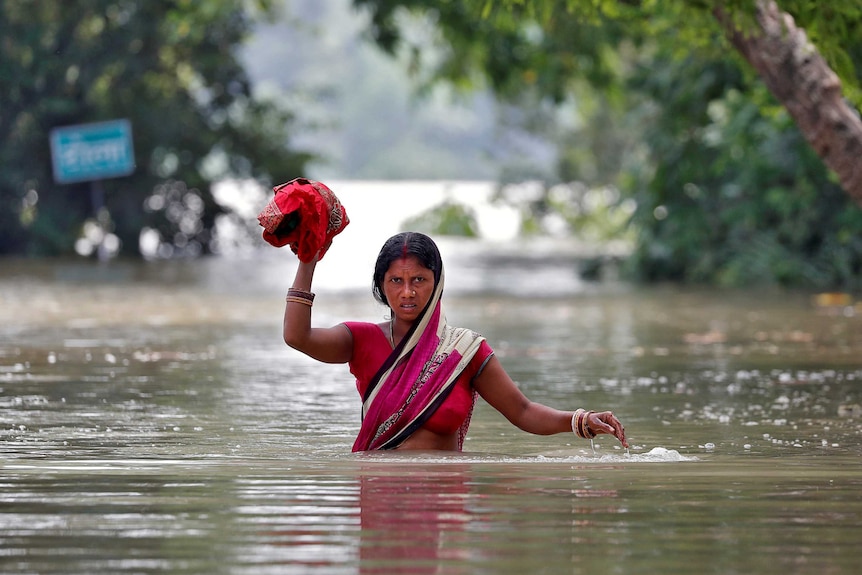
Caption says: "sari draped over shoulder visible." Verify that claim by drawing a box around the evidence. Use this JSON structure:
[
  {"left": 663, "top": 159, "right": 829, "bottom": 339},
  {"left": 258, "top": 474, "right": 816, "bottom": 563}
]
[{"left": 352, "top": 269, "right": 486, "bottom": 452}]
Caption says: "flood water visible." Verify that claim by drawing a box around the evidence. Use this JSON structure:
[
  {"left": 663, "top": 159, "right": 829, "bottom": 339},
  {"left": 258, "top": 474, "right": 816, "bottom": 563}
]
[{"left": 2, "top": 245, "right": 861, "bottom": 574}]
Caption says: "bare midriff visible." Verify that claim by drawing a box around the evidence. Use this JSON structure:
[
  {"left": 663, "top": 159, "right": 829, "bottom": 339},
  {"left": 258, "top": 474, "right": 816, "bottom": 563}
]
[{"left": 395, "top": 427, "right": 459, "bottom": 451}]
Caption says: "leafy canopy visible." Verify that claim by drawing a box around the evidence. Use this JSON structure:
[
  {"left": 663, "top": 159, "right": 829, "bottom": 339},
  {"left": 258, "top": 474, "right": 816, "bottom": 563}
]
[
  {"left": 354, "top": 0, "right": 862, "bottom": 106},
  {"left": 353, "top": 0, "right": 862, "bottom": 288},
  {"left": 0, "top": 0, "right": 311, "bottom": 257}
]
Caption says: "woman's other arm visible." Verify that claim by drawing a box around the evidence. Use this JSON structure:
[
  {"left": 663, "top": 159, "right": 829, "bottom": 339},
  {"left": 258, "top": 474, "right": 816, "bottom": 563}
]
[{"left": 473, "top": 356, "right": 628, "bottom": 447}]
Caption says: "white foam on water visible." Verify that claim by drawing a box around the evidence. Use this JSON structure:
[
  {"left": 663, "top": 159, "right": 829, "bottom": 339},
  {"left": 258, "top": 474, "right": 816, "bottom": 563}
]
[
  {"left": 633, "top": 446, "right": 697, "bottom": 462},
  {"left": 344, "top": 446, "right": 698, "bottom": 466}
]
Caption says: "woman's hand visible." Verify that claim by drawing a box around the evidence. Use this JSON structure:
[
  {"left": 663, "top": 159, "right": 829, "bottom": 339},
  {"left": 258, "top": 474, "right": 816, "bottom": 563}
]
[
  {"left": 315, "top": 238, "right": 334, "bottom": 262},
  {"left": 289, "top": 238, "right": 333, "bottom": 263},
  {"left": 587, "top": 411, "right": 629, "bottom": 448},
  {"left": 299, "top": 238, "right": 333, "bottom": 263}
]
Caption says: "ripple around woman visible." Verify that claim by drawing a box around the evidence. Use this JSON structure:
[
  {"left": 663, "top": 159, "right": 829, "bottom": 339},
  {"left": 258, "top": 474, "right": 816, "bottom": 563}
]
[{"left": 283, "top": 231, "right": 629, "bottom": 452}]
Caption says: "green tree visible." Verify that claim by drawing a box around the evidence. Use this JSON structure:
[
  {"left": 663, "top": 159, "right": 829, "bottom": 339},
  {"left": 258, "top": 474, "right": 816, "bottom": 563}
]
[
  {"left": 626, "top": 55, "right": 862, "bottom": 288},
  {"left": 354, "top": 0, "right": 862, "bottom": 203},
  {"left": 402, "top": 198, "right": 480, "bottom": 237},
  {"left": 351, "top": 0, "right": 862, "bottom": 288},
  {"left": 0, "top": 0, "right": 311, "bottom": 257}
]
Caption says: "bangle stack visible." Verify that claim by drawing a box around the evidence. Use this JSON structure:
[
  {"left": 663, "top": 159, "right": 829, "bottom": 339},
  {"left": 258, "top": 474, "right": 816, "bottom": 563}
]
[
  {"left": 571, "top": 408, "right": 596, "bottom": 439},
  {"left": 286, "top": 288, "right": 315, "bottom": 306}
]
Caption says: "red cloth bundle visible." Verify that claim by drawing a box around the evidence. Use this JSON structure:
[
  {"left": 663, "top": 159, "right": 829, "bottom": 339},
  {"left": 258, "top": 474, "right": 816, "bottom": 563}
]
[{"left": 257, "top": 178, "right": 349, "bottom": 262}]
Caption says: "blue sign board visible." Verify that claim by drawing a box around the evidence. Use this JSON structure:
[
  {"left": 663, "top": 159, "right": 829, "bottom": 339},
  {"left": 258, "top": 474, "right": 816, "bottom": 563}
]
[{"left": 50, "top": 119, "right": 135, "bottom": 184}]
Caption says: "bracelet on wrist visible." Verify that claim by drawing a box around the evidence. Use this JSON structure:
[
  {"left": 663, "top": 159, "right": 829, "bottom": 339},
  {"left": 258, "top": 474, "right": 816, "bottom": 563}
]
[{"left": 571, "top": 408, "right": 596, "bottom": 439}]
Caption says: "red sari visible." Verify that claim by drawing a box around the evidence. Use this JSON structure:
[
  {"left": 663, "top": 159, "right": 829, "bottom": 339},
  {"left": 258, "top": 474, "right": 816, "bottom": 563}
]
[{"left": 348, "top": 269, "right": 493, "bottom": 451}]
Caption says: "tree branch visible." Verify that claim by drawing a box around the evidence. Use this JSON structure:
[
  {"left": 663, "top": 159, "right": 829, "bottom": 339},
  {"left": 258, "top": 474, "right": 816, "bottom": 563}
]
[{"left": 715, "top": 0, "right": 862, "bottom": 205}]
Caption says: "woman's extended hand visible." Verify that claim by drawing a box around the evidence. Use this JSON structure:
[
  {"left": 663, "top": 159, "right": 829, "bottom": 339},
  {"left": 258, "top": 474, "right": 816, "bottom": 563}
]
[{"left": 588, "top": 411, "right": 629, "bottom": 448}]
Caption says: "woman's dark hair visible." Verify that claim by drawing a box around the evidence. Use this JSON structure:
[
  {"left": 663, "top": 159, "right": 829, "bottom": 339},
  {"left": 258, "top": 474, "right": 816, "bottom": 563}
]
[{"left": 372, "top": 232, "right": 442, "bottom": 306}]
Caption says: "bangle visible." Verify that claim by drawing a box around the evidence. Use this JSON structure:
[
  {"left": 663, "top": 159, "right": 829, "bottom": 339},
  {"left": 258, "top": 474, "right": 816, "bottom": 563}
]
[
  {"left": 580, "top": 410, "right": 596, "bottom": 439},
  {"left": 287, "top": 288, "right": 315, "bottom": 300},
  {"left": 571, "top": 410, "right": 581, "bottom": 436},
  {"left": 286, "top": 296, "right": 313, "bottom": 306},
  {"left": 571, "top": 409, "right": 596, "bottom": 439},
  {"left": 286, "top": 288, "right": 315, "bottom": 306}
]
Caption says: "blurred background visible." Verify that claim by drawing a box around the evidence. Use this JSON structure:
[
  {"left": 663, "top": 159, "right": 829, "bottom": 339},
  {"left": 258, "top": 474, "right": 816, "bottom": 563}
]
[{"left": 2, "top": 0, "right": 861, "bottom": 292}]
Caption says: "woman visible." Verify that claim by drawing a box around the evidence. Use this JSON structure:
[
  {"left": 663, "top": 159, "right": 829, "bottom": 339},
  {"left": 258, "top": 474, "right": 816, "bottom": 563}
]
[{"left": 283, "top": 231, "right": 628, "bottom": 452}]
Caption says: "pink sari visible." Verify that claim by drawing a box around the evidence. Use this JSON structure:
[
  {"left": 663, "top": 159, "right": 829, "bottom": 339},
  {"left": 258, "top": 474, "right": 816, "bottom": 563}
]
[{"left": 352, "top": 268, "right": 487, "bottom": 451}]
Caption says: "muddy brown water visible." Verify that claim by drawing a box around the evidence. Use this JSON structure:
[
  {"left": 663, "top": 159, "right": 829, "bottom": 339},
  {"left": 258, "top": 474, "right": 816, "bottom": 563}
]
[{"left": 2, "top": 253, "right": 861, "bottom": 574}]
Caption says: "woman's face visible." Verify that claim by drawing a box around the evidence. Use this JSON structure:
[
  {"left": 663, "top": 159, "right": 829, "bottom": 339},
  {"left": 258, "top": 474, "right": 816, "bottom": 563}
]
[{"left": 383, "top": 255, "right": 435, "bottom": 323}]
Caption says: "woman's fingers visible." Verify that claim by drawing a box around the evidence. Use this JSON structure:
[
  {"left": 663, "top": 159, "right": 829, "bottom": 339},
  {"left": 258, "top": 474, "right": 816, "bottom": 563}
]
[{"left": 592, "top": 411, "right": 629, "bottom": 448}]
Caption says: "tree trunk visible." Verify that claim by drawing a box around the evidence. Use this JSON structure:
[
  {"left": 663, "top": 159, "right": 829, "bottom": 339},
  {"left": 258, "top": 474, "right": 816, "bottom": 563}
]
[{"left": 715, "top": 0, "right": 862, "bottom": 205}]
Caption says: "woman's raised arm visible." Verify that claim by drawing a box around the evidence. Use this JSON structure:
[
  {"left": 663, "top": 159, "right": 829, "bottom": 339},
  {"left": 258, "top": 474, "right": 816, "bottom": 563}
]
[{"left": 282, "top": 259, "right": 353, "bottom": 364}]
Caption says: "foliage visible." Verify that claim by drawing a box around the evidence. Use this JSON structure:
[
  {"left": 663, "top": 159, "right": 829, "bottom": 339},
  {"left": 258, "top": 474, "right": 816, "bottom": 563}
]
[
  {"left": 401, "top": 199, "right": 480, "bottom": 237},
  {"left": 353, "top": 0, "right": 627, "bottom": 102},
  {"left": 0, "top": 0, "right": 311, "bottom": 258},
  {"left": 352, "top": 0, "right": 862, "bottom": 289},
  {"left": 625, "top": 55, "right": 862, "bottom": 289},
  {"left": 490, "top": 181, "right": 634, "bottom": 245},
  {"left": 353, "top": 0, "right": 862, "bottom": 107}
]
